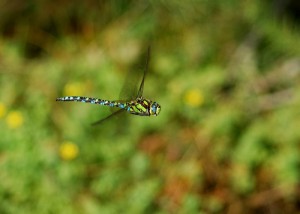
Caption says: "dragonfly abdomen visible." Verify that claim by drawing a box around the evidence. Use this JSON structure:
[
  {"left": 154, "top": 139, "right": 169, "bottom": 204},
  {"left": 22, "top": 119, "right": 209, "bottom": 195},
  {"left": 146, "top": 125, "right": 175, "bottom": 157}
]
[{"left": 56, "top": 96, "right": 127, "bottom": 109}]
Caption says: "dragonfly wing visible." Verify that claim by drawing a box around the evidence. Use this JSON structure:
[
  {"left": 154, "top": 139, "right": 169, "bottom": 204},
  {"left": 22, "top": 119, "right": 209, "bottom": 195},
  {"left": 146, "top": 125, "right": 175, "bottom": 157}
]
[
  {"left": 137, "top": 46, "right": 150, "bottom": 98},
  {"left": 91, "top": 47, "right": 151, "bottom": 126},
  {"left": 119, "top": 46, "right": 151, "bottom": 101},
  {"left": 91, "top": 109, "right": 125, "bottom": 126},
  {"left": 118, "top": 74, "right": 139, "bottom": 101}
]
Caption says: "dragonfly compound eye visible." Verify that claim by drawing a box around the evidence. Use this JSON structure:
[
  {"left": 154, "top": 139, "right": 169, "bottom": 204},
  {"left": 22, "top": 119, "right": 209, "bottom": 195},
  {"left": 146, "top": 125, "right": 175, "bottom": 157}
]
[{"left": 151, "top": 102, "right": 161, "bottom": 116}]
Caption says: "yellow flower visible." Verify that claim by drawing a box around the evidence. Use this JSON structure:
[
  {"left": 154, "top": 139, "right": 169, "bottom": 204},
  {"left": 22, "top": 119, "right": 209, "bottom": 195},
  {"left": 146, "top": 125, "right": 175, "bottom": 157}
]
[
  {"left": 63, "top": 82, "right": 85, "bottom": 96},
  {"left": 184, "top": 89, "right": 204, "bottom": 107},
  {"left": 0, "top": 103, "right": 6, "bottom": 118},
  {"left": 59, "top": 141, "right": 79, "bottom": 160},
  {"left": 6, "top": 111, "right": 24, "bottom": 129}
]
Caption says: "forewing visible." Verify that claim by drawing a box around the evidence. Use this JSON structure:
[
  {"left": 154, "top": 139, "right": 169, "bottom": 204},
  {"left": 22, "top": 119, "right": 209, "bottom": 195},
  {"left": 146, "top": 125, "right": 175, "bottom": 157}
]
[
  {"left": 137, "top": 46, "right": 150, "bottom": 98},
  {"left": 119, "top": 46, "right": 151, "bottom": 100}
]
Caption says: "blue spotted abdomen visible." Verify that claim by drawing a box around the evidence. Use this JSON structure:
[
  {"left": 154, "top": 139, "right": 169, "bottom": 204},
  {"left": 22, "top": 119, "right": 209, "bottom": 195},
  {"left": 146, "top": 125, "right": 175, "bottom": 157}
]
[{"left": 56, "top": 96, "right": 127, "bottom": 109}]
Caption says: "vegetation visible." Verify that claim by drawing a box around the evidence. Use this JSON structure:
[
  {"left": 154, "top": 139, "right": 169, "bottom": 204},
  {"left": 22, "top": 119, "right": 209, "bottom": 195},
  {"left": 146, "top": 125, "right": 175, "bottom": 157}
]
[{"left": 1, "top": 1, "right": 300, "bottom": 213}]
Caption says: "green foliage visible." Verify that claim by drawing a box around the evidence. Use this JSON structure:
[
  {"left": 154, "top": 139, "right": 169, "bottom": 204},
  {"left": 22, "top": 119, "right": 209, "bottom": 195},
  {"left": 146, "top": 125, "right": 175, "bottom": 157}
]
[{"left": 1, "top": 1, "right": 300, "bottom": 213}]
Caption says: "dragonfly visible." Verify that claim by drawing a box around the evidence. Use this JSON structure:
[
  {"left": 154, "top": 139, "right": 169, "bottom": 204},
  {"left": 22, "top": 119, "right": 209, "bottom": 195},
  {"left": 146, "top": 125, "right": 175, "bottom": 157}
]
[{"left": 56, "top": 47, "right": 161, "bottom": 125}]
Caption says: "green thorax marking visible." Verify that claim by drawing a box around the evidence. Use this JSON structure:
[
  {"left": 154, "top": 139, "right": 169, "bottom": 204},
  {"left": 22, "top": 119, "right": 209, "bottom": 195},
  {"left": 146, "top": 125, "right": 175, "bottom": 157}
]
[{"left": 127, "top": 97, "right": 153, "bottom": 116}]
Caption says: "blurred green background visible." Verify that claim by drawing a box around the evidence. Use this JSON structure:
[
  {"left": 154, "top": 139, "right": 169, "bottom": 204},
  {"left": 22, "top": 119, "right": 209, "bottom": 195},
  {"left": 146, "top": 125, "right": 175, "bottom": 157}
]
[{"left": 1, "top": 1, "right": 300, "bottom": 213}]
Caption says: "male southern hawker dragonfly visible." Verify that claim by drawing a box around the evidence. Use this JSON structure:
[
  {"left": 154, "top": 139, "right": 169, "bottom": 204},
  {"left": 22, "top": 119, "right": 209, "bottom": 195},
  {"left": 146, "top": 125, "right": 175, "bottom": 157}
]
[{"left": 56, "top": 47, "right": 161, "bottom": 125}]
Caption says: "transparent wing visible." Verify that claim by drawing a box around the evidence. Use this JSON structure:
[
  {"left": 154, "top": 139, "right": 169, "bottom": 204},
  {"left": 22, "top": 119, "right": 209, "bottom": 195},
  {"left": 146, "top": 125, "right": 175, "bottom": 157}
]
[
  {"left": 93, "top": 47, "right": 151, "bottom": 126},
  {"left": 119, "top": 46, "right": 151, "bottom": 100},
  {"left": 91, "top": 109, "right": 125, "bottom": 126},
  {"left": 137, "top": 46, "right": 150, "bottom": 98}
]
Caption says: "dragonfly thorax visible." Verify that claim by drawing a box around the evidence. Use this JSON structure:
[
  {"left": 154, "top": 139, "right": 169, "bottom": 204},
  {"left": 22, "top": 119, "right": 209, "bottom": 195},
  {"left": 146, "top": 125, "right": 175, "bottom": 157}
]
[{"left": 127, "top": 97, "right": 161, "bottom": 116}]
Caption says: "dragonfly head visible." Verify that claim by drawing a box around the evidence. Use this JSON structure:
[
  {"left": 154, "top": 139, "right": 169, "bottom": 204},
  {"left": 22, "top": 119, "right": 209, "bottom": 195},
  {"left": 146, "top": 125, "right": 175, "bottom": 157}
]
[{"left": 150, "top": 102, "right": 161, "bottom": 116}]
